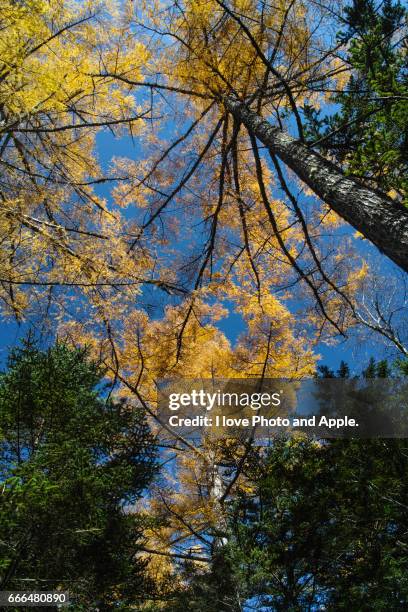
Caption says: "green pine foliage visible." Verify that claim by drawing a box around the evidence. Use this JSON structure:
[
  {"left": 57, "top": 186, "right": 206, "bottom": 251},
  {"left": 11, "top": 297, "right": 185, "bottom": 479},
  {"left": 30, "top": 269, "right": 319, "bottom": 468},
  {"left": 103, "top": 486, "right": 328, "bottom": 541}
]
[
  {"left": 226, "top": 436, "right": 408, "bottom": 610},
  {"left": 168, "top": 358, "right": 408, "bottom": 610},
  {"left": 304, "top": 0, "right": 408, "bottom": 204},
  {"left": 0, "top": 341, "right": 158, "bottom": 610}
]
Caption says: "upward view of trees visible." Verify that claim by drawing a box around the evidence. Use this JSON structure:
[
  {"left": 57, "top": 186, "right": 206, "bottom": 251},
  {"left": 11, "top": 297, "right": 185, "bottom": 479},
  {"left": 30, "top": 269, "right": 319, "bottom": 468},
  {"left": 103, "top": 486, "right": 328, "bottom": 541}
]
[
  {"left": 2, "top": 344, "right": 408, "bottom": 610},
  {"left": 0, "top": 0, "right": 407, "bottom": 609},
  {"left": 1, "top": 0, "right": 407, "bottom": 352},
  {"left": 163, "top": 361, "right": 408, "bottom": 611}
]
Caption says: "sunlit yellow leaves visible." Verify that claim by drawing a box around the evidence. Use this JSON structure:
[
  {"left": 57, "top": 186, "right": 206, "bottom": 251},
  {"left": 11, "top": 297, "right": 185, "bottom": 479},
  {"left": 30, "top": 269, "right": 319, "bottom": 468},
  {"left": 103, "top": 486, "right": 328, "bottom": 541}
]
[
  {"left": 319, "top": 207, "right": 342, "bottom": 228},
  {"left": 327, "top": 56, "right": 351, "bottom": 98},
  {"left": 0, "top": 1, "right": 148, "bottom": 124},
  {"left": 347, "top": 260, "right": 368, "bottom": 287},
  {"left": 0, "top": 0, "right": 154, "bottom": 320}
]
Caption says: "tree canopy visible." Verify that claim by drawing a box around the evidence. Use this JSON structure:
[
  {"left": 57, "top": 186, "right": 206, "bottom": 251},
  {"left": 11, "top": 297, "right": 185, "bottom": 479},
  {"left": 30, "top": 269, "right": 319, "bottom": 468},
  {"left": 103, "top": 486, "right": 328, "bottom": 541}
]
[
  {"left": 0, "top": 0, "right": 407, "bottom": 608},
  {"left": 0, "top": 0, "right": 406, "bottom": 353},
  {"left": 0, "top": 341, "right": 157, "bottom": 609},
  {"left": 166, "top": 361, "right": 408, "bottom": 610}
]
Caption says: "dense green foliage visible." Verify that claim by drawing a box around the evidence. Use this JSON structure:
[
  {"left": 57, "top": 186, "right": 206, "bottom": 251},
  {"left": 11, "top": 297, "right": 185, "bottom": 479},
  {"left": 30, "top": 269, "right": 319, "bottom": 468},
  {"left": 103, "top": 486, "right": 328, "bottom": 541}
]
[
  {"left": 305, "top": 0, "right": 408, "bottom": 204},
  {"left": 165, "top": 554, "right": 240, "bottom": 612},
  {"left": 226, "top": 438, "right": 408, "bottom": 610},
  {"left": 1, "top": 343, "right": 408, "bottom": 610},
  {"left": 0, "top": 342, "right": 157, "bottom": 610},
  {"left": 169, "top": 359, "right": 408, "bottom": 611}
]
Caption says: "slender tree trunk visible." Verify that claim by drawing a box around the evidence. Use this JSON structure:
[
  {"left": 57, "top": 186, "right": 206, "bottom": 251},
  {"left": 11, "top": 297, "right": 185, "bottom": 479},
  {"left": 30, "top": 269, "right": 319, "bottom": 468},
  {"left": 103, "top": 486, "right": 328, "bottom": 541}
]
[{"left": 224, "top": 97, "right": 408, "bottom": 273}]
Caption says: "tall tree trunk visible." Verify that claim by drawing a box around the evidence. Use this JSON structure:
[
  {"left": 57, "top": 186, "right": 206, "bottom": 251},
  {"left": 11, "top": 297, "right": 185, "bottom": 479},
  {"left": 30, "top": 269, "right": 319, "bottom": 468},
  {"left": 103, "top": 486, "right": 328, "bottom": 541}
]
[{"left": 224, "top": 97, "right": 408, "bottom": 273}]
